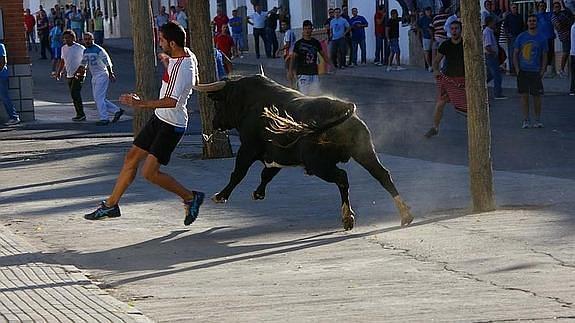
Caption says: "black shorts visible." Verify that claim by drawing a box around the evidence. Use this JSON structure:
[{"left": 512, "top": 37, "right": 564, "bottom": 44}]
[
  {"left": 133, "top": 115, "right": 185, "bottom": 165},
  {"left": 517, "top": 71, "right": 544, "bottom": 96}
]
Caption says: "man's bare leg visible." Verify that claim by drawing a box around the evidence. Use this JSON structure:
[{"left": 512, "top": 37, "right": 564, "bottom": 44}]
[
  {"left": 141, "top": 154, "right": 194, "bottom": 202},
  {"left": 533, "top": 95, "right": 542, "bottom": 120},
  {"left": 433, "top": 98, "right": 448, "bottom": 129},
  {"left": 106, "top": 145, "right": 149, "bottom": 206},
  {"left": 520, "top": 94, "right": 530, "bottom": 120}
]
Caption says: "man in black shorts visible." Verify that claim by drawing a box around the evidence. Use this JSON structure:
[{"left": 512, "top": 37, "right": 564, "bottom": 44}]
[
  {"left": 513, "top": 14, "right": 548, "bottom": 129},
  {"left": 85, "top": 22, "right": 204, "bottom": 225}
]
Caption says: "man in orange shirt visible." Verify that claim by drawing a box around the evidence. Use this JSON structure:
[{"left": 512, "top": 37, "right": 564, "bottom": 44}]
[{"left": 215, "top": 24, "right": 236, "bottom": 58}]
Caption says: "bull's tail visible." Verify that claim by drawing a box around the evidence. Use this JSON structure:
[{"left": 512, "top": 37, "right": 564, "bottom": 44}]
[{"left": 263, "top": 106, "right": 316, "bottom": 136}]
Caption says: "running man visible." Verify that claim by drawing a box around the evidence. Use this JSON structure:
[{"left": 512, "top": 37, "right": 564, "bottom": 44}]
[
  {"left": 77, "top": 32, "right": 123, "bottom": 125},
  {"left": 85, "top": 22, "right": 204, "bottom": 225},
  {"left": 424, "top": 20, "right": 467, "bottom": 138},
  {"left": 54, "top": 30, "right": 86, "bottom": 121}
]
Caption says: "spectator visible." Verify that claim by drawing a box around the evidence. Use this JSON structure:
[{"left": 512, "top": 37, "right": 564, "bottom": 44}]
[
  {"left": 176, "top": 6, "right": 188, "bottom": 30},
  {"left": 156, "top": 6, "right": 169, "bottom": 29},
  {"left": 70, "top": 6, "right": 84, "bottom": 41},
  {"left": 289, "top": 20, "right": 330, "bottom": 96},
  {"left": 386, "top": 9, "right": 405, "bottom": 71},
  {"left": 49, "top": 20, "right": 64, "bottom": 74},
  {"left": 330, "top": 8, "right": 351, "bottom": 69},
  {"left": 64, "top": 5, "right": 72, "bottom": 29},
  {"left": 54, "top": 30, "right": 87, "bottom": 121},
  {"left": 37, "top": 10, "right": 50, "bottom": 60},
  {"left": 444, "top": 7, "right": 460, "bottom": 38},
  {"left": 504, "top": 3, "right": 525, "bottom": 74},
  {"left": 215, "top": 48, "right": 233, "bottom": 80},
  {"left": 324, "top": 8, "right": 335, "bottom": 41},
  {"left": 570, "top": 20, "right": 575, "bottom": 95},
  {"left": 248, "top": 5, "right": 271, "bottom": 59},
  {"left": 350, "top": 8, "right": 368, "bottom": 65},
  {"left": 432, "top": 7, "right": 450, "bottom": 64},
  {"left": 93, "top": 9, "right": 105, "bottom": 45},
  {"left": 374, "top": 5, "right": 388, "bottom": 66},
  {"left": 482, "top": 0, "right": 500, "bottom": 27},
  {"left": 0, "top": 43, "right": 20, "bottom": 126},
  {"left": 417, "top": 7, "right": 433, "bottom": 71},
  {"left": 266, "top": 7, "right": 280, "bottom": 58},
  {"left": 424, "top": 20, "right": 467, "bottom": 138},
  {"left": 229, "top": 9, "right": 245, "bottom": 58},
  {"left": 551, "top": 1, "right": 574, "bottom": 78},
  {"left": 278, "top": 20, "right": 296, "bottom": 72},
  {"left": 513, "top": 14, "right": 548, "bottom": 129},
  {"left": 484, "top": 16, "right": 506, "bottom": 99},
  {"left": 537, "top": 1, "right": 556, "bottom": 77},
  {"left": 24, "top": 9, "right": 37, "bottom": 52},
  {"left": 169, "top": 6, "right": 177, "bottom": 22},
  {"left": 342, "top": 5, "right": 353, "bottom": 66},
  {"left": 215, "top": 24, "right": 236, "bottom": 59},
  {"left": 213, "top": 8, "right": 229, "bottom": 35}
]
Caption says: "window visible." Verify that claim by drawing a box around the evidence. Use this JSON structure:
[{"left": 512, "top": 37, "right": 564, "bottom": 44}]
[{"left": 312, "top": 0, "right": 328, "bottom": 28}]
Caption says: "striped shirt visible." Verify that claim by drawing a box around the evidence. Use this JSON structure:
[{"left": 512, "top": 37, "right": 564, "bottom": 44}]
[
  {"left": 433, "top": 13, "right": 450, "bottom": 42},
  {"left": 155, "top": 48, "right": 198, "bottom": 127}
]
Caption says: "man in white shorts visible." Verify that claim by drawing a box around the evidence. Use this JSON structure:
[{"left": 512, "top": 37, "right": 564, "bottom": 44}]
[
  {"left": 85, "top": 22, "right": 205, "bottom": 226},
  {"left": 288, "top": 20, "right": 330, "bottom": 96},
  {"left": 77, "top": 32, "right": 123, "bottom": 125}
]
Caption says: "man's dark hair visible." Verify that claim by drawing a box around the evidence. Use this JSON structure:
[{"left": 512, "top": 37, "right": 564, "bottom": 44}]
[
  {"left": 450, "top": 20, "right": 463, "bottom": 29},
  {"left": 390, "top": 9, "right": 398, "bottom": 15},
  {"left": 527, "top": 13, "right": 538, "bottom": 20},
  {"left": 63, "top": 29, "right": 76, "bottom": 40},
  {"left": 378, "top": 5, "right": 385, "bottom": 11},
  {"left": 425, "top": 6, "right": 432, "bottom": 11},
  {"left": 334, "top": 7, "right": 341, "bottom": 11},
  {"left": 303, "top": 20, "right": 313, "bottom": 28},
  {"left": 484, "top": 15, "right": 494, "bottom": 25},
  {"left": 160, "top": 21, "right": 186, "bottom": 48}
]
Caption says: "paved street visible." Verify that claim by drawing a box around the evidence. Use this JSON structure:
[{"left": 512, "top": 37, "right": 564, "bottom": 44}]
[{"left": 0, "top": 45, "right": 574, "bottom": 321}]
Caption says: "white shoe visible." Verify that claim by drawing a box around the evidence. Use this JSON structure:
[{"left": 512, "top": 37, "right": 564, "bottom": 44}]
[
  {"left": 386, "top": 66, "right": 392, "bottom": 72},
  {"left": 521, "top": 120, "right": 531, "bottom": 129},
  {"left": 4, "top": 118, "right": 20, "bottom": 126},
  {"left": 532, "top": 120, "right": 544, "bottom": 128},
  {"left": 395, "top": 66, "right": 406, "bottom": 71}
]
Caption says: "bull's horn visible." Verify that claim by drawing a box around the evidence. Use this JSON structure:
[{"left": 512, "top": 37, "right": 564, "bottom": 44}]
[{"left": 193, "top": 81, "right": 226, "bottom": 92}]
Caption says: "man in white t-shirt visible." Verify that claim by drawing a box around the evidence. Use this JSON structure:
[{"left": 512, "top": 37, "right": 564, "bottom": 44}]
[
  {"left": 77, "top": 32, "right": 123, "bottom": 125},
  {"left": 85, "top": 22, "right": 204, "bottom": 226},
  {"left": 54, "top": 30, "right": 86, "bottom": 121}
]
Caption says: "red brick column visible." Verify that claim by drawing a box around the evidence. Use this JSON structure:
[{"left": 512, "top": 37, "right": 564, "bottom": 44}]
[{"left": 1, "top": 0, "right": 34, "bottom": 121}]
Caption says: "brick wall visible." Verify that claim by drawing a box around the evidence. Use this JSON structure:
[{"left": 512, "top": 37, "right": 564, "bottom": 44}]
[{"left": 1, "top": 0, "right": 34, "bottom": 122}]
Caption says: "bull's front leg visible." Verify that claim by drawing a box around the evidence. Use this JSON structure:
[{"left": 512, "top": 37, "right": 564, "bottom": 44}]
[{"left": 213, "top": 146, "right": 257, "bottom": 203}]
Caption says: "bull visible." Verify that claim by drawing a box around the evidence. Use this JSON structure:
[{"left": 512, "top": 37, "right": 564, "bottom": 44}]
[{"left": 194, "top": 75, "right": 413, "bottom": 230}]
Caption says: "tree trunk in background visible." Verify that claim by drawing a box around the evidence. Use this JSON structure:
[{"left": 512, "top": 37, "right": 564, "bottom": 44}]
[
  {"left": 460, "top": 0, "right": 496, "bottom": 212},
  {"left": 128, "top": 0, "right": 157, "bottom": 136},
  {"left": 188, "top": 1, "right": 233, "bottom": 158}
]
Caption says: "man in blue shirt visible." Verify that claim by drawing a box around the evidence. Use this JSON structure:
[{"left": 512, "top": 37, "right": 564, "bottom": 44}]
[
  {"left": 0, "top": 43, "right": 20, "bottom": 125},
  {"left": 229, "top": 9, "right": 245, "bottom": 58},
  {"left": 329, "top": 8, "right": 350, "bottom": 69},
  {"left": 417, "top": 7, "right": 433, "bottom": 71},
  {"left": 513, "top": 14, "right": 548, "bottom": 129},
  {"left": 536, "top": 1, "right": 556, "bottom": 76},
  {"left": 349, "top": 8, "right": 368, "bottom": 65}
]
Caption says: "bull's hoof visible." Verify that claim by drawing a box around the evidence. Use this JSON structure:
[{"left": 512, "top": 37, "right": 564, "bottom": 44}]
[
  {"left": 342, "top": 215, "right": 355, "bottom": 231},
  {"left": 252, "top": 191, "right": 265, "bottom": 200},
  {"left": 394, "top": 197, "right": 414, "bottom": 227},
  {"left": 211, "top": 193, "right": 228, "bottom": 204},
  {"left": 400, "top": 212, "right": 414, "bottom": 227}
]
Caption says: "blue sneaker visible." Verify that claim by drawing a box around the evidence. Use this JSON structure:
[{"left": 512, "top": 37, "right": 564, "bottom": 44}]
[
  {"left": 84, "top": 201, "right": 121, "bottom": 220},
  {"left": 184, "top": 191, "right": 205, "bottom": 226}
]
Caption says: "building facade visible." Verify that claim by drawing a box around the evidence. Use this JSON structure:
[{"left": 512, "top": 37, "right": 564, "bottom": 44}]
[{"left": 0, "top": 0, "right": 34, "bottom": 122}]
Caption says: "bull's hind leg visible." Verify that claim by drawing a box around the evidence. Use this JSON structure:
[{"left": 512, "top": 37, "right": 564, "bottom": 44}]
[
  {"left": 308, "top": 165, "right": 355, "bottom": 230},
  {"left": 353, "top": 150, "right": 414, "bottom": 227},
  {"left": 253, "top": 167, "right": 281, "bottom": 200}
]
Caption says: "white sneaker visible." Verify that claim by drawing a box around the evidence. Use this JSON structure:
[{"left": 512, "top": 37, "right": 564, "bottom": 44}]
[
  {"left": 386, "top": 66, "right": 392, "bottom": 72},
  {"left": 558, "top": 71, "right": 568, "bottom": 79},
  {"left": 532, "top": 120, "right": 544, "bottom": 128},
  {"left": 4, "top": 118, "right": 20, "bottom": 126},
  {"left": 521, "top": 120, "right": 531, "bottom": 129},
  {"left": 428, "top": 67, "right": 433, "bottom": 72},
  {"left": 395, "top": 66, "right": 406, "bottom": 71}
]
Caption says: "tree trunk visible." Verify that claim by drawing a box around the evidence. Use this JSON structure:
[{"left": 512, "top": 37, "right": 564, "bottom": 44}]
[
  {"left": 460, "top": 0, "right": 496, "bottom": 212},
  {"left": 188, "top": 0, "right": 233, "bottom": 159},
  {"left": 128, "top": 0, "right": 157, "bottom": 136}
]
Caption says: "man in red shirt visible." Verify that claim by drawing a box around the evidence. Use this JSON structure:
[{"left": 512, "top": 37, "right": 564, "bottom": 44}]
[
  {"left": 373, "top": 5, "right": 387, "bottom": 66},
  {"left": 215, "top": 24, "right": 236, "bottom": 58},
  {"left": 212, "top": 8, "right": 229, "bottom": 35},
  {"left": 24, "top": 8, "right": 37, "bottom": 52}
]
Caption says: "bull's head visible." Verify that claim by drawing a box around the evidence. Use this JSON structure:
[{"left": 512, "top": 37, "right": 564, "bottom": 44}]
[{"left": 193, "top": 80, "right": 234, "bottom": 131}]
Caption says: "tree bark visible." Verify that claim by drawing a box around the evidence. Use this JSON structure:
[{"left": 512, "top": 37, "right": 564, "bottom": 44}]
[
  {"left": 128, "top": 0, "right": 157, "bottom": 136},
  {"left": 188, "top": 0, "right": 233, "bottom": 159},
  {"left": 460, "top": 0, "right": 496, "bottom": 212}
]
